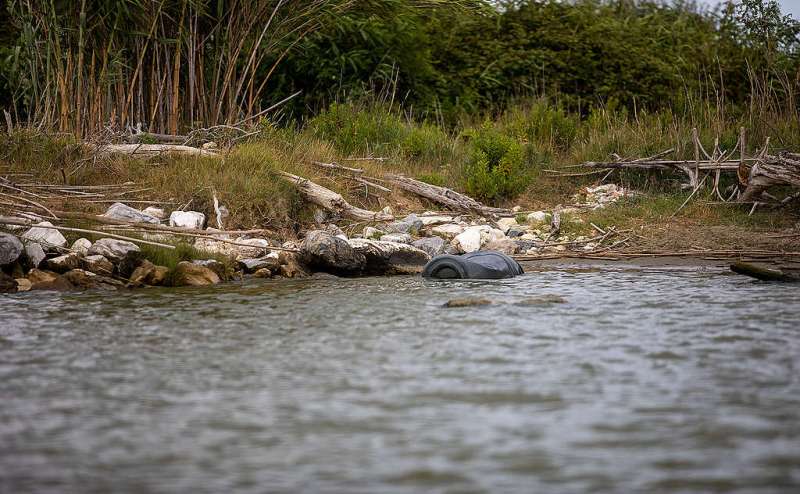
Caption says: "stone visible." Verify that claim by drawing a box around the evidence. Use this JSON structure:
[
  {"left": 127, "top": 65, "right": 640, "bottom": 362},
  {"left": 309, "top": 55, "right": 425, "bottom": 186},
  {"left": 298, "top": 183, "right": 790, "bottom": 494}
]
[
  {"left": 526, "top": 211, "right": 550, "bottom": 224},
  {"left": 300, "top": 230, "right": 366, "bottom": 275},
  {"left": 0, "top": 233, "right": 23, "bottom": 265},
  {"left": 381, "top": 206, "right": 393, "bottom": 216},
  {"left": 117, "top": 250, "right": 146, "bottom": 279},
  {"left": 483, "top": 237, "right": 519, "bottom": 255},
  {"left": 102, "top": 202, "right": 160, "bottom": 224},
  {"left": 237, "top": 254, "right": 281, "bottom": 274},
  {"left": 70, "top": 238, "right": 92, "bottom": 256},
  {"left": 21, "top": 222, "right": 67, "bottom": 250},
  {"left": 430, "top": 223, "right": 465, "bottom": 239},
  {"left": 515, "top": 295, "right": 567, "bottom": 305},
  {"left": 87, "top": 238, "right": 140, "bottom": 262},
  {"left": 277, "top": 251, "right": 309, "bottom": 279},
  {"left": 27, "top": 269, "right": 73, "bottom": 291},
  {"left": 253, "top": 268, "right": 272, "bottom": 278},
  {"left": 495, "top": 217, "right": 519, "bottom": 234},
  {"left": 64, "top": 269, "right": 122, "bottom": 291},
  {"left": 313, "top": 208, "right": 329, "bottom": 224},
  {"left": 169, "top": 210, "right": 206, "bottom": 229},
  {"left": 380, "top": 233, "right": 412, "bottom": 244},
  {"left": 443, "top": 298, "right": 492, "bottom": 308},
  {"left": 322, "top": 223, "right": 347, "bottom": 240},
  {"left": 128, "top": 260, "right": 156, "bottom": 287},
  {"left": 362, "top": 226, "right": 385, "bottom": 240},
  {"left": 193, "top": 259, "right": 228, "bottom": 280},
  {"left": 412, "top": 236, "right": 446, "bottom": 257},
  {"left": 202, "top": 141, "right": 218, "bottom": 150},
  {"left": 171, "top": 261, "right": 221, "bottom": 286},
  {"left": 43, "top": 253, "right": 81, "bottom": 273},
  {"left": 506, "top": 227, "right": 526, "bottom": 238},
  {"left": 451, "top": 227, "right": 482, "bottom": 253},
  {"left": 511, "top": 206, "right": 523, "bottom": 212},
  {"left": 347, "top": 238, "right": 431, "bottom": 275},
  {"left": 0, "top": 272, "right": 17, "bottom": 293},
  {"left": 418, "top": 214, "right": 454, "bottom": 227},
  {"left": 81, "top": 255, "right": 114, "bottom": 276},
  {"left": 230, "top": 238, "right": 272, "bottom": 260},
  {"left": 142, "top": 207, "right": 166, "bottom": 220},
  {"left": 15, "top": 278, "right": 32, "bottom": 292},
  {"left": 385, "top": 214, "right": 423, "bottom": 235}
]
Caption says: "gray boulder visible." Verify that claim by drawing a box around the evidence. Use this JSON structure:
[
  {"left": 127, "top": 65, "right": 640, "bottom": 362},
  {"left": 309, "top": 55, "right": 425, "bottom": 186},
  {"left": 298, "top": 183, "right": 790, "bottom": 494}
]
[
  {"left": 87, "top": 238, "right": 140, "bottom": 262},
  {"left": 0, "top": 233, "right": 23, "bottom": 266},
  {"left": 103, "top": 202, "right": 161, "bottom": 224},
  {"left": 385, "top": 213, "right": 423, "bottom": 234},
  {"left": 347, "top": 239, "right": 431, "bottom": 275},
  {"left": 362, "top": 226, "right": 385, "bottom": 240},
  {"left": 412, "top": 236, "right": 446, "bottom": 257},
  {"left": 237, "top": 254, "right": 281, "bottom": 274},
  {"left": 23, "top": 242, "right": 46, "bottom": 268},
  {"left": 300, "top": 230, "right": 365, "bottom": 275},
  {"left": 21, "top": 222, "right": 67, "bottom": 250}
]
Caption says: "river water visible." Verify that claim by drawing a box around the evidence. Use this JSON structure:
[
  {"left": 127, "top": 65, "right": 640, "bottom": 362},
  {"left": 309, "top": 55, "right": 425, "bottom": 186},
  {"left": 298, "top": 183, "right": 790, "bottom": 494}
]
[{"left": 1, "top": 262, "right": 799, "bottom": 493}]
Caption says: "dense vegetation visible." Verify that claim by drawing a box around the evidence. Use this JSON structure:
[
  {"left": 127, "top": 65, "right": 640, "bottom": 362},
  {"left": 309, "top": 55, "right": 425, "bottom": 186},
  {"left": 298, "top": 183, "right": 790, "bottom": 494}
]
[{"left": 0, "top": 0, "right": 798, "bottom": 209}]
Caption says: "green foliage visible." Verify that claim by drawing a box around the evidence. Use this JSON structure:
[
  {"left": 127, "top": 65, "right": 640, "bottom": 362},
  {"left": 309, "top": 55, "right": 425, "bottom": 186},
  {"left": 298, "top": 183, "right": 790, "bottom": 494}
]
[
  {"left": 416, "top": 172, "right": 447, "bottom": 187},
  {"left": 309, "top": 102, "right": 406, "bottom": 155},
  {"left": 463, "top": 123, "right": 529, "bottom": 203}
]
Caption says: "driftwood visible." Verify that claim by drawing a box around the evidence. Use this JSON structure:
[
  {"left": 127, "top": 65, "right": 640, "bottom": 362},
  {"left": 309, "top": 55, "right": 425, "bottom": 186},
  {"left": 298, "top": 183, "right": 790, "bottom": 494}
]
[
  {"left": 279, "top": 172, "right": 394, "bottom": 222},
  {"left": 0, "top": 216, "right": 176, "bottom": 249},
  {"left": 730, "top": 261, "right": 800, "bottom": 282},
  {"left": 740, "top": 153, "right": 800, "bottom": 202},
  {"left": 88, "top": 143, "right": 219, "bottom": 158},
  {"left": 384, "top": 174, "right": 509, "bottom": 216}
]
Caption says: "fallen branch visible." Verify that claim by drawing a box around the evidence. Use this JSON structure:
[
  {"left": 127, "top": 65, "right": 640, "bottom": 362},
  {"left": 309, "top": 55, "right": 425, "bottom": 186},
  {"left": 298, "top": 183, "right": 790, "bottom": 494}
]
[
  {"left": 0, "top": 217, "right": 176, "bottom": 249},
  {"left": 384, "top": 174, "right": 509, "bottom": 216},
  {"left": 279, "top": 171, "right": 394, "bottom": 222},
  {"left": 88, "top": 143, "right": 219, "bottom": 159}
]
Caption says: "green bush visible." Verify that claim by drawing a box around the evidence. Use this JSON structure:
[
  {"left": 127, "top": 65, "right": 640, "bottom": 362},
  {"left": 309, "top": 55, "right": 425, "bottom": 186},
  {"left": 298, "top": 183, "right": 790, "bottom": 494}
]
[
  {"left": 463, "top": 123, "right": 529, "bottom": 203},
  {"left": 402, "top": 123, "right": 453, "bottom": 164},
  {"left": 309, "top": 102, "right": 406, "bottom": 156}
]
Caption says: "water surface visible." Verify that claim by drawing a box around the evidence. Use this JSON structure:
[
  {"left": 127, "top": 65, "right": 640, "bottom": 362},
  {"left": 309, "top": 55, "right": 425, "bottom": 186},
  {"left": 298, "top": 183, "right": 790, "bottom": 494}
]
[{"left": 1, "top": 263, "right": 799, "bottom": 493}]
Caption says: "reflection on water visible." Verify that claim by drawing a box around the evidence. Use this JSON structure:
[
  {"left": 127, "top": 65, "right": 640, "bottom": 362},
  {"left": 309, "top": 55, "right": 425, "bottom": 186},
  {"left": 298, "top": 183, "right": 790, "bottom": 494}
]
[{"left": 1, "top": 263, "right": 799, "bottom": 493}]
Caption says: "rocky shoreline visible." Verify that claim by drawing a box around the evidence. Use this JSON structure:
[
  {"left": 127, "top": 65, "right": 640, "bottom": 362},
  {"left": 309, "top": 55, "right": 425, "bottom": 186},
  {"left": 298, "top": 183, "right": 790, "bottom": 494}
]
[{"left": 0, "top": 184, "right": 642, "bottom": 293}]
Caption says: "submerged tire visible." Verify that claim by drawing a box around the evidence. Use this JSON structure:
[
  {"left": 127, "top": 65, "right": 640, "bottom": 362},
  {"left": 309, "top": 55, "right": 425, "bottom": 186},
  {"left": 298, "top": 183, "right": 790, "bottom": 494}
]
[{"left": 422, "top": 251, "right": 524, "bottom": 280}]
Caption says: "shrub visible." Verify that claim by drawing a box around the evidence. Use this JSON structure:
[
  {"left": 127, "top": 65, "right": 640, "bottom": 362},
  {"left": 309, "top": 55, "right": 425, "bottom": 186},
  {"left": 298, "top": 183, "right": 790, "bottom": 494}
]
[
  {"left": 309, "top": 102, "right": 406, "bottom": 156},
  {"left": 463, "top": 123, "right": 529, "bottom": 203}
]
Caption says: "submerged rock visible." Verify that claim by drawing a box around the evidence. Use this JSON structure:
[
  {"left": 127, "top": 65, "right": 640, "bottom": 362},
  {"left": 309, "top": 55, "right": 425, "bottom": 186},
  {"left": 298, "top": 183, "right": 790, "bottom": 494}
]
[
  {"left": 171, "top": 261, "right": 221, "bottom": 287},
  {"left": 15, "top": 278, "right": 32, "bottom": 292},
  {"left": 443, "top": 298, "right": 493, "bottom": 308},
  {"left": 21, "top": 222, "right": 67, "bottom": 250},
  {"left": 169, "top": 210, "right": 206, "bottom": 229},
  {"left": 515, "top": 294, "right": 567, "bottom": 305},
  {"left": 87, "top": 238, "right": 140, "bottom": 262},
  {"left": 277, "top": 251, "right": 309, "bottom": 279},
  {"left": 193, "top": 259, "right": 228, "bottom": 280},
  {"left": 102, "top": 202, "right": 161, "bottom": 224},
  {"left": 0, "top": 233, "right": 23, "bottom": 266},
  {"left": 238, "top": 254, "right": 281, "bottom": 274},
  {"left": 300, "top": 230, "right": 366, "bottom": 275}
]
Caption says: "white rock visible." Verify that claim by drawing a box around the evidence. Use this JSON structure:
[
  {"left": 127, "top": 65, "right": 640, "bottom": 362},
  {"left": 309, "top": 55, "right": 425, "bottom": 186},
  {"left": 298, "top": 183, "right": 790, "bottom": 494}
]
[
  {"left": 169, "top": 211, "right": 205, "bottom": 229},
  {"left": 87, "top": 238, "right": 140, "bottom": 262},
  {"left": 142, "top": 207, "right": 166, "bottom": 220},
  {"left": 526, "top": 211, "right": 550, "bottom": 224},
  {"left": 495, "top": 217, "right": 519, "bottom": 233},
  {"left": 511, "top": 206, "right": 522, "bottom": 212},
  {"left": 380, "top": 233, "right": 412, "bottom": 244},
  {"left": 71, "top": 238, "right": 92, "bottom": 256},
  {"left": 381, "top": 206, "right": 393, "bottom": 216},
  {"left": 451, "top": 227, "right": 483, "bottom": 253},
  {"left": 418, "top": 215, "right": 454, "bottom": 226},
  {"left": 431, "top": 223, "right": 465, "bottom": 239},
  {"left": 520, "top": 233, "right": 539, "bottom": 241},
  {"left": 21, "top": 222, "right": 67, "bottom": 250},
  {"left": 24, "top": 242, "right": 46, "bottom": 268}
]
